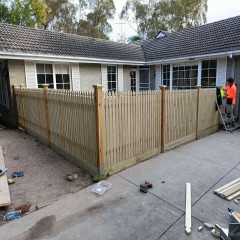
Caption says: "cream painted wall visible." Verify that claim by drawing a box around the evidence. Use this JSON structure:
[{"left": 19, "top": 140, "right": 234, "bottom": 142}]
[
  {"left": 79, "top": 63, "right": 102, "bottom": 91},
  {"left": 8, "top": 60, "right": 26, "bottom": 85},
  {"left": 123, "top": 65, "right": 131, "bottom": 91}
]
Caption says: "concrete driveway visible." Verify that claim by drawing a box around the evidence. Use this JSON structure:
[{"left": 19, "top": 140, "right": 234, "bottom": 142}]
[{"left": 1, "top": 130, "right": 240, "bottom": 240}]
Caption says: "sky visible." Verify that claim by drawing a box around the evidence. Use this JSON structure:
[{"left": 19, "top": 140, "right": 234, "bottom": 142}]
[{"left": 109, "top": 0, "right": 240, "bottom": 41}]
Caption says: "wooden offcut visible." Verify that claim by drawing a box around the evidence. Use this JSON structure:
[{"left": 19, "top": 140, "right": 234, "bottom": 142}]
[
  {"left": 214, "top": 178, "right": 240, "bottom": 200},
  {"left": 214, "top": 178, "right": 240, "bottom": 194},
  {"left": 185, "top": 183, "right": 192, "bottom": 235},
  {"left": 0, "top": 146, "right": 11, "bottom": 207}
]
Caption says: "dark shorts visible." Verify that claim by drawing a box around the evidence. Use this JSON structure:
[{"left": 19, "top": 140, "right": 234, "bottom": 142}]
[{"left": 227, "top": 98, "right": 233, "bottom": 105}]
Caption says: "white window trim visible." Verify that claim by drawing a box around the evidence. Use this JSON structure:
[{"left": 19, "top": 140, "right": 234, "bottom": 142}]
[
  {"left": 107, "top": 65, "right": 118, "bottom": 91},
  {"left": 35, "top": 62, "right": 72, "bottom": 90}
]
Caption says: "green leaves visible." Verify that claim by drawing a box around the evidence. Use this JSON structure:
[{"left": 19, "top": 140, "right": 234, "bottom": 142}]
[
  {"left": 77, "top": 0, "right": 116, "bottom": 39},
  {"left": 121, "top": 0, "right": 208, "bottom": 39},
  {"left": 0, "top": 0, "right": 50, "bottom": 28},
  {"left": 0, "top": 0, "right": 116, "bottom": 39}
]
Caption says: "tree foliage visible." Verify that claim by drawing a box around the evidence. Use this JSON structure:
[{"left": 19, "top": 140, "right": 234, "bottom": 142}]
[
  {"left": 77, "top": 0, "right": 116, "bottom": 39},
  {"left": 0, "top": 0, "right": 50, "bottom": 28},
  {"left": 0, "top": 0, "right": 115, "bottom": 39},
  {"left": 121, "top": 0, "right": 208, "bottom": 39}
]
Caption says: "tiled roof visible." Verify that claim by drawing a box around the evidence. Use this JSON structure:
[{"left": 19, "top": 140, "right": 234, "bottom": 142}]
[
  {"left": 0, "top": 16, "right": 240, "bottom": 63},
  {"left": 140, "top": 15, "right": 240, "bottom": 62},
  {"left": 0, "top": 23, "right": 145, "bottom": 62}
]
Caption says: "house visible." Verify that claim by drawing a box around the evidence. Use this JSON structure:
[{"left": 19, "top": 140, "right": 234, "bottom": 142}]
[{"left": 0, "top": 15, "right": 240, "bottom": 127}]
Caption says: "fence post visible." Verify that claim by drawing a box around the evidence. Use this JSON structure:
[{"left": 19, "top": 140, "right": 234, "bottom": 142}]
[
  {"left": 93, "top": 85, "right": 105, "bottom": 175},
  {"left": 19, "top": 84, "right": 26, "bottom": 130},
  {"left": 196, "top": 85, "right": 201, "bottom": 140},
  {"left": 160, "top": 85, "right": 167, "bottom": 153},
  {"left": 43, "top": 84, "right": 51, "bottom": 147},
  {"left": 12, "top": 84, "right": 19, "bottom": 127}
]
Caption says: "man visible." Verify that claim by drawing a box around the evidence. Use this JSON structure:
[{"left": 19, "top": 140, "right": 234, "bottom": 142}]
[{"left": 224, "top": 78, "right": 237, "bottom": 126}]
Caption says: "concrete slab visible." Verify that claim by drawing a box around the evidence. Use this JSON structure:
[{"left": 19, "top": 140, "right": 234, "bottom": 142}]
[
  {"left": 203, "top": 130, "right": 240, "bottom": 148},
  {"left": 0, "top": 175, "right": 183, "bottom": 240},
  {"left": 175, "top": 133, "right": 240, "bottom": 167},
  {"left": 118, "top": 149, "right": 231, "bottom": 211},
  {"left": 192, "top": 168, "right": 240, "bottom": 228},
  {"left": 0, "top": 130, "right": 239, "bottom": 240},
  {"left": 159, "top": 216, "right": 215, "bottom": 240}
]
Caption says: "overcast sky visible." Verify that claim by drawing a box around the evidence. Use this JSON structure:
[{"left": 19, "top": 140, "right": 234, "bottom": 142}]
[{"left": 109, "top": 0, "right": 240, "bottom": 41}]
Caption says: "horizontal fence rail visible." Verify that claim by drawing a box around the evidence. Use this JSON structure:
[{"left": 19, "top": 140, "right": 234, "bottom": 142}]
[{"left": 13, "top": 84, "right": 219, "bottom": 176}]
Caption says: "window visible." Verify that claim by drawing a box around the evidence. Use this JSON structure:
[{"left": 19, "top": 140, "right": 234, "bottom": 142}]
[
  {"left": 162, "top": 65, "right": 170, "bottom": 87},
  {"left": 36, "top": 64, "right": 54, "bottom": 88},
  {"left": 130, "top": 71, "right": 136, "bottom": 91},
  {"left": 36, "top": 63, "right": 71, "bottom": 89},
  {"left": 172, "top": 65, "right": 198, "bottom": 89},
  {"left": 201, "top": 60, "right": 217, "bottom": 88},
  {"left": 55, "top": 64, "right": 70, "bottom": 89},
  {"left": 107, "top": 66, "right": 117, "bottom": 92}
]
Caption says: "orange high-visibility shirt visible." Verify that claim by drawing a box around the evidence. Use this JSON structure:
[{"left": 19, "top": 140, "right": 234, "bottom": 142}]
[{"left": 224, "top": 83, "right": 237, "bottom": 105}]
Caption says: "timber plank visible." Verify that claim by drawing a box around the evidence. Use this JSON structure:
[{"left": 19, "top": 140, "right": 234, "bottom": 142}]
[{"left": 0, "top": 146, "right": 11, "bottom": 207}]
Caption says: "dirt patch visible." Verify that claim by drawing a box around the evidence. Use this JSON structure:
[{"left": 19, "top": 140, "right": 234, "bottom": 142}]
[{"left": 0, "top": 128, "right": 93, "bottom": 224}]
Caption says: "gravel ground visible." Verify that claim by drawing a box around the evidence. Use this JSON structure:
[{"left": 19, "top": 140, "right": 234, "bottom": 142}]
[{"left": 0, "top": 126, "right": 93, "bottom": 223}]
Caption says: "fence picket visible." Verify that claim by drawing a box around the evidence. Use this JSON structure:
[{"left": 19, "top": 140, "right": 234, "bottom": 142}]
[{"left": 14, "top": 86, "right": 218, "bottom": 176}]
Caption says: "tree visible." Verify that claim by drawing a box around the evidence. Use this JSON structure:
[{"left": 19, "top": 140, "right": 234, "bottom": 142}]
[
  {"left": 121, "top": 0, "right": 208, "bottom": 39},
  {"left": 0, "top": 0, "right": 115, "bottom": 39},
  {"left": 128, "top": 35, "right": 141, "bottom": 42},
  {"left": 0, "top": 0, "right": 50, "bottom": 28},
  {"left": 0, "top": 0, "right": 11, "bottom": 23},
  {"left": 77, "top": 0, "right": 116, "bottom": 39},
  {"left": 41, "top": 0, "right": 78, "bottom": 33}
]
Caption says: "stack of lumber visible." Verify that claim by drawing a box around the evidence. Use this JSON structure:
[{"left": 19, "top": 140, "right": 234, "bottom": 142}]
[
  {"left": 214, "top": 178, "right": 240, "bottom": 201},
  {"left": 0, "top": 146, "right": 11, "bottom": 207}
]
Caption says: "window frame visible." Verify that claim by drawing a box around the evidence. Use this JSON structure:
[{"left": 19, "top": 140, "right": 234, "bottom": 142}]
[
  {"left": 35, "top": 62, "right": 72, "bottom": 90},
  {"left": 162, "top": 65, "right": 170, "bottom": 88},
  {"left": 130, "top": 70, "right": 137, "bottom": 92},
  {"left": 36, "top": 63, "right": 54, "bottom": 89},
  {"left": 201, "top": 60, "right": 217, "bottom": 88},
  {"left": 172, "top": 64, "right": 198, "bottom": 90},
  {"left": 55, "top": 63, "right": 71, "bottom": 90},
  {"left": 107, "top": 65, "right": 118, "bottom": 92}
]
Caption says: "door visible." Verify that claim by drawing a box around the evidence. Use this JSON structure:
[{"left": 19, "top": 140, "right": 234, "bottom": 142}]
[{"left": 139, "top": 68, "right": 150, "bottom": 91}]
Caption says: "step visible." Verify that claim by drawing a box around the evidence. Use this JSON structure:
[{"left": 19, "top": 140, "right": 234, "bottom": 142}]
[{"left": 227, "top": 122, "right": 240, "bottom": 132}]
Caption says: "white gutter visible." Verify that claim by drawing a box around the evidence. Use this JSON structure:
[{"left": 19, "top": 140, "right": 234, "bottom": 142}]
[
  {"left": 0, "top": 51, "right": 146, "bottom": 65},
  {"left": 1, "top": 49, "right": 240, "bottom": 66},
  {"left": 147, "top": 50, "right": 240, "bottom": 65}
]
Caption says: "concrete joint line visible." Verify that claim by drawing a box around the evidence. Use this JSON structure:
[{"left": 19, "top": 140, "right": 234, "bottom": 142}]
[
  {"left": 193, "top": 161, "right": 240, "bottom": 208},
  {"left": 116, "top": 174, "right": 184, "bottom": 213}
]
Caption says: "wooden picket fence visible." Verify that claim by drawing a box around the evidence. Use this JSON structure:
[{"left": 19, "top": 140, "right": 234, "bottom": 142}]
[{"left": 13, "top": 84, "right": 219, "bottom": 176}]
